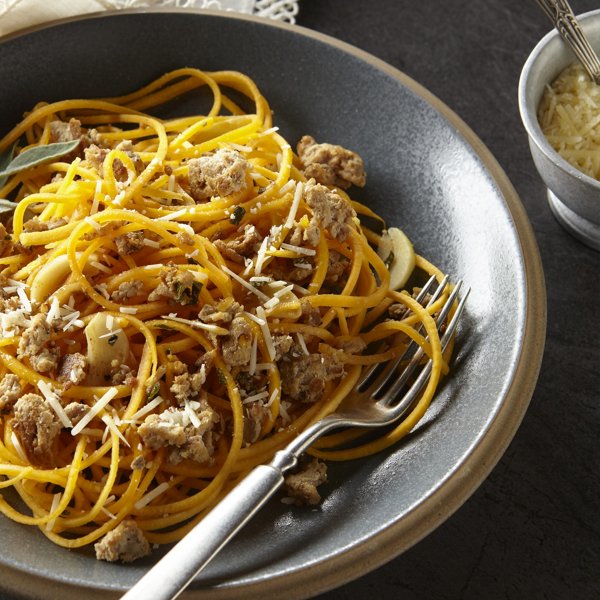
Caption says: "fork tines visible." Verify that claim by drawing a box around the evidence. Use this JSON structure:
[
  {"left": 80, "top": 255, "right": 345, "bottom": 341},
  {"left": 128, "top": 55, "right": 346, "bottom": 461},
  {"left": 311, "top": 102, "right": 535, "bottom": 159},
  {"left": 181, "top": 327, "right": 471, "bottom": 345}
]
[{"left": 358, "top": 276, "right": 468, "bottom": 403}]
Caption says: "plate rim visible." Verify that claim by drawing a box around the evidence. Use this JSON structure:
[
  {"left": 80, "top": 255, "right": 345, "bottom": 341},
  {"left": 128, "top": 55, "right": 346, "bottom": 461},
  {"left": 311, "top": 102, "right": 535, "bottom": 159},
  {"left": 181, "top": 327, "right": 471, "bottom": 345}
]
[{"left": 0, "top": 8, "right": 547, "bottom": 599}]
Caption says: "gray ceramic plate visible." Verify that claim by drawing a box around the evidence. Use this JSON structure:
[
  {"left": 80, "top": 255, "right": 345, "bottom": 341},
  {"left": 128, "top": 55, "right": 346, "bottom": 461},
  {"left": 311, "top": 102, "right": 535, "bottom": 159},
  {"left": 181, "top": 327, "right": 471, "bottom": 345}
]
[{"left": 0, "top": 9, "right": 546, "bottom": 600}]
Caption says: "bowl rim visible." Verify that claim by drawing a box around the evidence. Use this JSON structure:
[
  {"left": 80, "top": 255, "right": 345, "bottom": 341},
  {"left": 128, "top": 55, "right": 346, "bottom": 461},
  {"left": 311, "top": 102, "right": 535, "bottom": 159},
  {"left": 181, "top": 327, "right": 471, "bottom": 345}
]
[
  {"left": 0, "top": 7, "right": 547, "bottom": 599},
  {"left": 518, "top": 8, "right": 600, "bottom": 191}
]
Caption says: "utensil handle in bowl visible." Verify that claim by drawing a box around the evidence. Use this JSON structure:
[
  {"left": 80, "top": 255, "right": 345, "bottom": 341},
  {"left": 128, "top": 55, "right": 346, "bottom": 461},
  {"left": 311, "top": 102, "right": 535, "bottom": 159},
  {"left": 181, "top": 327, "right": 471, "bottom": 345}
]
[
  {"left": 121, "top": 464, "right": 285, "bottom": 600},
  {"left": 534, "top": 0, "right": 600, "bottom": 84}
]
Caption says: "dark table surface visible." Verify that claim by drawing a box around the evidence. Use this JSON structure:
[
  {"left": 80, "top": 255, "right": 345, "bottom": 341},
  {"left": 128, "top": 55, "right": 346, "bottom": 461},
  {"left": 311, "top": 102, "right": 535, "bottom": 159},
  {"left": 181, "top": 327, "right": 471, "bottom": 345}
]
[{"left": 295, "top": 1, "right": 600, "bottom": 599}]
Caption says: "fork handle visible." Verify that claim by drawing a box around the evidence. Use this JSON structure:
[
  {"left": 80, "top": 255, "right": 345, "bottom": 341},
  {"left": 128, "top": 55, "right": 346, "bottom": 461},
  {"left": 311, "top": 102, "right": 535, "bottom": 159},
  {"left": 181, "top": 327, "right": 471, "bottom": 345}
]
[{"left": 121, "top": 462, "right": 288, "bottom": 600}]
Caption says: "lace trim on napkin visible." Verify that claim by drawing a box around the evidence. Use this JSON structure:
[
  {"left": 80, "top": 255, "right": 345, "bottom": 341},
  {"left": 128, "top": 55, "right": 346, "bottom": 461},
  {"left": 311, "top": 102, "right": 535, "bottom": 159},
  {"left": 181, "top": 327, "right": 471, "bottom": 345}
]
[{"left": 0, "top": 0, "right": 300, "bottom": 38}]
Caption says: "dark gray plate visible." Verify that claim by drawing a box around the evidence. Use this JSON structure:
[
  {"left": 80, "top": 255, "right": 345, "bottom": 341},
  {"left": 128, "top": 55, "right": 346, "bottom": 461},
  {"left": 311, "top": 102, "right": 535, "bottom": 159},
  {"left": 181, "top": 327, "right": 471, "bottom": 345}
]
[{"left": 0, "top": 9, "right": 546, "bottom": 599}]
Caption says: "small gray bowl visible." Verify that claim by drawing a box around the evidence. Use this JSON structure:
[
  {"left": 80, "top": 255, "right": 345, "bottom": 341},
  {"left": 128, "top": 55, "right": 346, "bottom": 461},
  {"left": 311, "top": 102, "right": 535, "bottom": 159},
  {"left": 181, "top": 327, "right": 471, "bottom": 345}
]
[{"left": 519, "top": 8, "right": 600, "bottom": 250}]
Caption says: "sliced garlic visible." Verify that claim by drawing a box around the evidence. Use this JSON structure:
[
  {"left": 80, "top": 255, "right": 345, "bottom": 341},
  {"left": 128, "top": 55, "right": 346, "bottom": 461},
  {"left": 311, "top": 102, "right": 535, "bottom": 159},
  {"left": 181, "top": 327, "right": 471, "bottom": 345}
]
[
  {"left": 377, "top": 226, "right": 415, "bottom": 291},
  {"left": 84, "top": 312, "right": 130, "bottom": 385},
  {"left": 30, "top": 254, "right": 71, "bottom": 303}
]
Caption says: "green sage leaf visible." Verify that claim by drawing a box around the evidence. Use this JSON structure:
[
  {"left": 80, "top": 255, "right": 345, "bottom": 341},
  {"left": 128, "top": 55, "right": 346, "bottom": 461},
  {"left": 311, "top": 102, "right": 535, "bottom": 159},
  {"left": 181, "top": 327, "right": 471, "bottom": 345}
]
[
  {"left": 0, "top": 140, "right": 80, "bottom": 180},
  {"left": 0, "top": 142, "right": 17, "bottom": 189}
]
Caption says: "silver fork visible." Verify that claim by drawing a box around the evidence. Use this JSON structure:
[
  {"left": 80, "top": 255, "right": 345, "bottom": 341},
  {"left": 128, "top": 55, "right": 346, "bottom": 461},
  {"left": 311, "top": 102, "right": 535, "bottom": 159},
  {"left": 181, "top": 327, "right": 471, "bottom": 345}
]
[{"left": 122, "top": 277, "right": 469, "bottom": 600}]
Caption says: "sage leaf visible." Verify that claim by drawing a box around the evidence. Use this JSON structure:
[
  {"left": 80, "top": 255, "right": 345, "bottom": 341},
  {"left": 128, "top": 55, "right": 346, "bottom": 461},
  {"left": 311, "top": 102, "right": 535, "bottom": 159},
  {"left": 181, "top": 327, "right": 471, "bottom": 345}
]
[
  {"left": 0, "top": 142, "right": 17, "bottom": 189},
  {"left": 0, "top": 140, "right": 80, "bottom": 180},
  {"left": 0, "top": 198, "right": 18, "bottom": 215}
]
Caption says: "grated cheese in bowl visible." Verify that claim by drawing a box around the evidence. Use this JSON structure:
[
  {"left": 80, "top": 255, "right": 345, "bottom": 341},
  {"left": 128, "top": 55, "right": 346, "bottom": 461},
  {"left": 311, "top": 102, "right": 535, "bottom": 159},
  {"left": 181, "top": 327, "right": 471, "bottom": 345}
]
[{"left": 538, "top": 63, "right": 600, "bottom": 181}]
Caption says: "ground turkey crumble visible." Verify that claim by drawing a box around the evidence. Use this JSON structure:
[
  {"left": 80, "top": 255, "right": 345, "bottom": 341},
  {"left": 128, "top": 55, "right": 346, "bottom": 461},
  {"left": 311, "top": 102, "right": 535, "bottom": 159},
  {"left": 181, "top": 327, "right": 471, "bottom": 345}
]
[
  {"left": 283, "top": 458, "right": 328, "bottom": 506},
  {"left": 220, "top": 316, "right": 253, "bottom": 367},
  {"left": 111, "top": 279, "right": 145, "bottom": 302},
  {"left": 198, "top": 298, "right": 242, "bottom": 324},
  {"left": 0, "top": 374, "right": 21, "bottom": 411},
  {"left": 95, "top": 519, "right": 150, "bottom": 563},
  {"left": 213, "top": 224, "right": 263, "bottom": 264},
  {"left": 337, "top": 337, "right": 367, "bottom": 355},
  {"left": 64, "top": 402, "right": 89, "bottom": 426},
  {"left": 22, "top": 217, "right": 67, "bottom": 232},
  {"left": 243, "top": 401, "right": 270, "bottom": 445},
  {"left": 11, "top": 393, "right": 61, "bottom": 468},
  {"left": 57, "top": 352, "right": 88, "bottom": 386},
  {"left": 279, "top": 353, "right": 344, "bottom": 404},
  {"left": 199, "top": 300, "right": 253, "bottom": 368},
  {"left": 324, "top": 250, "right": 350, "bottom": 290},
  {"left": 16, "top": 313, "right": 60, "bottom": 374},
  {"left": 49, "top": 117, "right": 98, "bottom": 160},
  {"left": 0, "top": 223, "right": 13, "bottom": 255},
  {"left": 296, "top": 135, "right": 366, "bottom": 189},
  {"left": 299, "top": 298, "right": 322, "bottom": 326},
  {"left": 188, "top": 148, "right": 250, "bottom": 201},
  {"left": 138, "top": 401, "right": 218, "bottom": 465},
  {"left": 148, "top": 266, "right": 200, "bottom": 305},
  {"left": 303, "top": 180, "right": 357, "bottom": 243},
  {"left": 110, "top": 361, "right": 136, "bottom": 387},
  {"left": 84, "top": 140, "right": 145, "bottom": 182},
  {"left": 170, "top": 360, "right": 206, "bottom": 405},
  {"left": 114, "top": 230, "right": 145, "bottom": 255}
]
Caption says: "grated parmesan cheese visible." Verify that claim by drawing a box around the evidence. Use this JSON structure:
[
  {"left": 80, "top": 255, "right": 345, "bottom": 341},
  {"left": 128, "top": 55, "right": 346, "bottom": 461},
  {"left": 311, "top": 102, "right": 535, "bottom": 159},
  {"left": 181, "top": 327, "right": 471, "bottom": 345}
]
[
  {"left": 260, "top": 126, "right": 280, "bottom": 136},
  {"left": 253, "top": 362, "right": 275, "bottom": 371},
  {"left": 16, "top": 287, "right": 31, "bottom": 313},
  {"left": 101, "top": 414, "right": 130, "bottom": 447},
  {"left": 265, "top": 389, "right": 278, "bottom": 408},
  {"left": 263, "top": 296, "right": 280, "bottom": 310},
  {"left": 539, "top": 63, "right": 600, "bottom": 180},
  {"left": 98, "top": 328, "right": 124, "bottom": 339},
  {"left": 46, "top": 297, "right": 61, "bottom": 325},
  {"left": 278, "top": 179, "right": 295, "bottom": 196},
  {"left": 162, "top": 313, "right": 228, "bottom": 335},
  {"left": 127, "top": 395, "right": 164, "bottom": 423},
  {"left": 134, "top": 482, "right": 170, "bottom": 510},
  {"left": 61, "top": 310, "right": 85, "bottom": 331},
  {"left": 157, "top": 208, "right": 188, "bottom": 221},
  {"left": 243, "top": 311, "right": 266, "bottom": 327},
  {"left": 184, "top": 399, "right": 201, "bottom": 428},
  {"left": 280, "top": 242, "right": 316, "bottom": 256},
  {"left": 90, "top": 260, "right": 112, "bottom": 274},
  {"left": 222, "top": 265, "right": 270, "bottom": 302},
  {"left": 274, "top": 284, "right": 294, "bottom": 298},
  {"left": 293, "top": 262, "right": 312, "bottom": 270},
  {"left": 143, "top": 238, "right": 161, "bottom": 249},
  {"left": 254, "top": 236, "right": 270, "bottom": 276},
  {"left": 71, "top": 388, "right": 118, "bottom": 436},
  {"left": 284, "top": 181, "right": 304, "bottom": 229},
  {"left": 242, "top": 390, "right": 269, "bottom": 404},
  {"left": 256, "top": 306, "right": 275, "bottom": 360},
  {"left": 38, "top": 380, "right": 72, "bottom": 428},
  {"left": 100, "top": 506, "right": 117, "bottom": 520},
  {"left": 45, "top": 492, "right": 62, "bottom": 532},
  {"left": 84, "top": 216, "right": 102, "bottom": 231},
  {"left": 295, "top": 332, "right": 310, "bottom": 355},
  {"left": 249, "top": 334, "right": 258, "bottom": 375},
  {"left": 10, "top": 431, "right": 28, "bottom": 462}
]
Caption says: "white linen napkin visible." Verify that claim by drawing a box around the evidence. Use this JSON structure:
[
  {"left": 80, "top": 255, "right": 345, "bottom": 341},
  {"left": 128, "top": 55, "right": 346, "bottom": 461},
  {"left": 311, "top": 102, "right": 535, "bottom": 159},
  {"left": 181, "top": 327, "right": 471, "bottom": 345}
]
[{"left": 0, "top": 0, "right": 298, "bottom": 38}]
